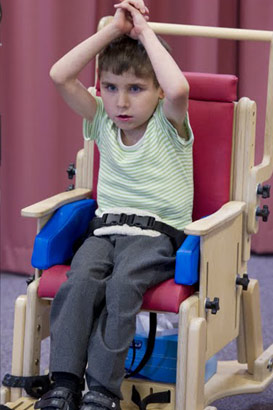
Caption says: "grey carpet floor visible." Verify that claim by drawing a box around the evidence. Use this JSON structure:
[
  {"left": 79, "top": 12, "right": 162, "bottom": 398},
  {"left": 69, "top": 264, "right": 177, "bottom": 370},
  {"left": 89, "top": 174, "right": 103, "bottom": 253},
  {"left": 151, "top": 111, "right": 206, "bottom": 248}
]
[{"left": 1, "top": 254, "right": 273, "bottom": 409}]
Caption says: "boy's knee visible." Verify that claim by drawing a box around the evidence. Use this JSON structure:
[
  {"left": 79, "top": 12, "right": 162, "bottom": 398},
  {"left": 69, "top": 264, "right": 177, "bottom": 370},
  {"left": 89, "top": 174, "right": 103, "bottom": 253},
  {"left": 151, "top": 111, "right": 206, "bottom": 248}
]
[{"left": 106, "top": 276, "right": 143, "bottom": 311}]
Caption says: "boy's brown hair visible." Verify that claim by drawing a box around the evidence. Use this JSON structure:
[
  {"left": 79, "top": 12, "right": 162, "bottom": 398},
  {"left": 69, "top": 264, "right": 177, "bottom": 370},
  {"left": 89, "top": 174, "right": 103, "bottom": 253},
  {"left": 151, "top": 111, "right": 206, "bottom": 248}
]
[{"left": 98, "top": 35, "right": 171, "bottom": 88}]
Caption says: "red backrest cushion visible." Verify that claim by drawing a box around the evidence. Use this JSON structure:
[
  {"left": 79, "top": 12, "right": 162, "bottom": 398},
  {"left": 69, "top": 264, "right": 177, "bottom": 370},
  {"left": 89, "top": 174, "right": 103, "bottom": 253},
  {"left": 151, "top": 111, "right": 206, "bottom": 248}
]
[{"left": 92, "top": 72, "right": 238, "bottom": 221}]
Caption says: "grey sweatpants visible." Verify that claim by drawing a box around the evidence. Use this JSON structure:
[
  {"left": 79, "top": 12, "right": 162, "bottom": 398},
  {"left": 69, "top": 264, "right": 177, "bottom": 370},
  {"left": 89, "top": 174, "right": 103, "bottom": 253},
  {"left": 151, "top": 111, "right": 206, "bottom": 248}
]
[{"left": 50, "top": 234, "right": 176, "bottom": 398}]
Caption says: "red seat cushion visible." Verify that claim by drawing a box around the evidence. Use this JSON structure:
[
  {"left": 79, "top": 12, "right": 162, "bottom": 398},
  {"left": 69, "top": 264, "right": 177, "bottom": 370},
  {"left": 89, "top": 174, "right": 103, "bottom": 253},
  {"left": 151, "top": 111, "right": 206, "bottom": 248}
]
[{"left": 38, "top": 265, "right": 195, "bottom": 313}]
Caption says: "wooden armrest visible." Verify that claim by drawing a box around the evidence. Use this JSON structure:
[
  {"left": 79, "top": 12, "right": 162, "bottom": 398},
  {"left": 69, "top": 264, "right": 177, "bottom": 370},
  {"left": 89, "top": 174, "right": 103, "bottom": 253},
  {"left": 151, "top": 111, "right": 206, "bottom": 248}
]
[
  {"left": 184, "top": 201, "right": 246, "bottom": 236},
  {"left": 21, "top": 188, "right": 92, "bottom": 218}
]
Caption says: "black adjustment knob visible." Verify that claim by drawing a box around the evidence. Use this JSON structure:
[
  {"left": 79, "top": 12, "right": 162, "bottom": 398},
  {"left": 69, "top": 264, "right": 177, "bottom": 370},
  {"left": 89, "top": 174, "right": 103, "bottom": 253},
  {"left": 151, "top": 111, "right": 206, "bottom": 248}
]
[
  {"left": 66, "top": 184, "right": 75, "bottom": 191},
  {"left": 26, "top": 275, "right": 35, "bottom": 287},
  {"left": 257, "top": 184, "right": 271, "bottom": 199},
  {"left": 66, "top": 163, "right": 76, "bottom": 180},
  {"left": 205, "top": 297, "right": 220, "bottom": 314},
  {"left": 256, "top": 205, "right": 270, "bottom": 222},
  {"left": 236, "top": 274, "right": 250, "bottom": 291}
]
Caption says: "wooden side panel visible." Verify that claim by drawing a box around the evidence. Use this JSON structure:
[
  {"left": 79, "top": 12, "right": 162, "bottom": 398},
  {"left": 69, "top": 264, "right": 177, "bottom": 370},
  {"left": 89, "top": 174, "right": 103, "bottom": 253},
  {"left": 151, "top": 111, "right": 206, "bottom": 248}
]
[{"left": 199, "top": 214, "right": 243, "bottom": 359}]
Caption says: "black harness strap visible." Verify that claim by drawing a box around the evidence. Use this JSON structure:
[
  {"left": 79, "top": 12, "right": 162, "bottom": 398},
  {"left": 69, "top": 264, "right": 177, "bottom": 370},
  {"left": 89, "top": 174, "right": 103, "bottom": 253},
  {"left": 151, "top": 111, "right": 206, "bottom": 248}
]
[
  {"left": 131, "top": 385, "right": 171, "bottom": 410},
  {"left": 125, "top": 312, "right": 157, "bottom": 379},
  {"left": 126, "top": 315, "right": 171, "bottom": 408},
  {"left": 2, "top": 374, "right": 51, "bottom": 399},
  {"left": 88, "top": 214, "right": 186, "bottom": 250}
]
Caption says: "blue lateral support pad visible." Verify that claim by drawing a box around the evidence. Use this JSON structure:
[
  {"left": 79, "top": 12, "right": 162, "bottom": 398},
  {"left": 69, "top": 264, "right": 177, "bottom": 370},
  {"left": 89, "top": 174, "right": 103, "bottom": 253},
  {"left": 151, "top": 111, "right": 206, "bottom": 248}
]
[
  {"left": 175, "top": 234, "right": 200, "bottom": 285},
  {"left": 31, "top": 199, "right": 97, "bottom": 270}
]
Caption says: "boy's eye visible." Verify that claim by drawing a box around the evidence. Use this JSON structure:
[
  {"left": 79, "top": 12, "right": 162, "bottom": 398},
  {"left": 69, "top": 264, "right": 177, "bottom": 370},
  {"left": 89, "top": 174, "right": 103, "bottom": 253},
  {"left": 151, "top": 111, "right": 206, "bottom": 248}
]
[
  {"left": 105, "top": 84, "right": 117, "bottom": 92},
  {"left": 130, "top": 85, "right": 142, "bottom": 93}
]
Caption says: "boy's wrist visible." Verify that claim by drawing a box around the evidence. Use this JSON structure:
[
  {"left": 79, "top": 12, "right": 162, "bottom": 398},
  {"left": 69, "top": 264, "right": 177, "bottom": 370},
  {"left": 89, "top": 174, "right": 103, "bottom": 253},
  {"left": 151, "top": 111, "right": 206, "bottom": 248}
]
[
  {"left": 106, "top": 21, "right": 125, "bottom": 39},
  {"left": 138, "top": 27, "right": 156, "bottom": 45}
]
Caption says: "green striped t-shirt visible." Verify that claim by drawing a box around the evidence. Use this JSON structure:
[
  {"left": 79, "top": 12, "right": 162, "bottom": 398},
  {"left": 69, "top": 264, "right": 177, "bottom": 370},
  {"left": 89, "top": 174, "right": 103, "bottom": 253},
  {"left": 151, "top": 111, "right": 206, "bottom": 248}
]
[{"left": 83, "top": 96, "right": 194, "bottom": 230}]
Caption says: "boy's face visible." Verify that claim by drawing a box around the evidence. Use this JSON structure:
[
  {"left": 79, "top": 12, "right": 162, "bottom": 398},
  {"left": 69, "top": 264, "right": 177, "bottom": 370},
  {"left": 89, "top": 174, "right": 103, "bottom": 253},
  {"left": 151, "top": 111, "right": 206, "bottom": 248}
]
[{"left": 100, "top": 69, "right": 163, "bottom": 143}]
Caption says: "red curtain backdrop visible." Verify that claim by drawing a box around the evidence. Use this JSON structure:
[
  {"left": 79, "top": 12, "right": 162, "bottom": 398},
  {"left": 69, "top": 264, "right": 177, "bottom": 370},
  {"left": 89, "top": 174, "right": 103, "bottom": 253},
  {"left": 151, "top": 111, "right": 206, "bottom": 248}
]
[{"left": 1, "top": 0, "right": 272, "bottom": 274}]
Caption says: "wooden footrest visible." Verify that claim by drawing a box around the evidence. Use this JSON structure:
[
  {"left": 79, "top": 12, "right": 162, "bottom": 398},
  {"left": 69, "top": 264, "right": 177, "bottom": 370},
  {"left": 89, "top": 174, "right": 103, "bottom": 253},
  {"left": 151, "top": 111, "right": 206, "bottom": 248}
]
[{"left": 4, "top": 397, "right": 35, "bottom": 410}]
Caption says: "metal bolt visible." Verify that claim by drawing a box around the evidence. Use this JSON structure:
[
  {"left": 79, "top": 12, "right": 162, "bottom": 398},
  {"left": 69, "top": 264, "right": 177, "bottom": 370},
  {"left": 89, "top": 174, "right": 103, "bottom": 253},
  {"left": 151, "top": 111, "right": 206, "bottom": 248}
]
[
  {"left": 267, "top": 358, "right": 273, "bottom": 372},
  {"left": 37, "top": 324, "right": 41, "bottom": 331},
  {"left": 35, "top": 359, "right": 40, "bottom": 365}
]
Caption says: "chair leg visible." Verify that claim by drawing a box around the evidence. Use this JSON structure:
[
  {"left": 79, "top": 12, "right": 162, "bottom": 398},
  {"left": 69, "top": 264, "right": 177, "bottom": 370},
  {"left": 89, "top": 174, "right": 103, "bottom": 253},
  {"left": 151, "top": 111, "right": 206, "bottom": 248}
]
[
  {"left": 176, "top": 294, "right": 209, "bottom": 410},
  {"left": 176, "top": 295, "right": 213, "bottom": 410},
  {"left": 23, "top": 279, "right": 51, "bottom": 377},
  {"left": 10, "top": 295, "right": 28, "bottom": 401},
  {"left": 240, "top": 279, "right": 263, "bottom": 374},
  {"left": 184, "top": 318, "right": 206, "bottom": 410},
  {"left": 0, "top": 295, "right": 27, "bottom": 403}
]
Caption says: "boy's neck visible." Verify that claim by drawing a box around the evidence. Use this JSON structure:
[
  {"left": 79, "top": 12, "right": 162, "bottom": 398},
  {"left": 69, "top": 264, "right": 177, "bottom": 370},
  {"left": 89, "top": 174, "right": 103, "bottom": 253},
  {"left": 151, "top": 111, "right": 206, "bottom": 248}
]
[{"left": 120, "top": 121, "right": 148, "bottom": 146}]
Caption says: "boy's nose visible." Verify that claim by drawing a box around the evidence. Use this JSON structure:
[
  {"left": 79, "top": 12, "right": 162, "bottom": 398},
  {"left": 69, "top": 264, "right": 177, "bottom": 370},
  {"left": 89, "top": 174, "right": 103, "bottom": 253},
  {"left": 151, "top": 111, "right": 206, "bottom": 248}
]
[{"left": 117, "top": 92, "right": 129, "bottom": 108}]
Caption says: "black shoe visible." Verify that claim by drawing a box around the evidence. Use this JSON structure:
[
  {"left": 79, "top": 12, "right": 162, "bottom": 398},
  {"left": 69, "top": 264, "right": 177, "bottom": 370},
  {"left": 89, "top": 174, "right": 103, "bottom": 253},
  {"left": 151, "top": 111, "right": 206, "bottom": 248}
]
[
  {"left": 34, "top": 386, "right": 82, "bottom": 410},
  {"left": 80, "top": 390, "right": 121, "bottom": 410}
]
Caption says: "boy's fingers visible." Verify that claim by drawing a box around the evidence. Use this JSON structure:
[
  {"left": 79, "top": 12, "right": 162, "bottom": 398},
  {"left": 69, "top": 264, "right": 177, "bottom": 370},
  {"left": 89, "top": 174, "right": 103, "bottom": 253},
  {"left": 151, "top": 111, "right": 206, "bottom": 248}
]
[
  {"left": 114, "top": 2, "right": 139, "bottom": 14},
  {"left": 115, "top": 0, "right": 149, "bottom": 15},
  {"left": 125, "top": 0, "right": 148, "bottom": 13}
]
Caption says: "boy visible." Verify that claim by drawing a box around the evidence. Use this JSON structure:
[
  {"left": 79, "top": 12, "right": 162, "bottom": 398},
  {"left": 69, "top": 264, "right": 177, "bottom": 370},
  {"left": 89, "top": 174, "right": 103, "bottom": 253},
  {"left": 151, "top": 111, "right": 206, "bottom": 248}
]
[{"left": 35, "top": 1, "right": 193, "bottom": 410}]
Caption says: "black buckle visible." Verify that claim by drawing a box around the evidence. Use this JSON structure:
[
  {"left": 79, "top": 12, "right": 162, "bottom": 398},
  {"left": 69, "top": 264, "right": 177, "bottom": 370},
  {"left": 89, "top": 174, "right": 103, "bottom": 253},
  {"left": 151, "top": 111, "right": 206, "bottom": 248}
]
[
  {"left": 101, "top": 213, "right": 156, "bottom": 229},
  {"left": 126, "top": 214, "right": 155, "bottom": 229},
  {"left": 102, "top": 213, "right": 127, "bottom": 226}
]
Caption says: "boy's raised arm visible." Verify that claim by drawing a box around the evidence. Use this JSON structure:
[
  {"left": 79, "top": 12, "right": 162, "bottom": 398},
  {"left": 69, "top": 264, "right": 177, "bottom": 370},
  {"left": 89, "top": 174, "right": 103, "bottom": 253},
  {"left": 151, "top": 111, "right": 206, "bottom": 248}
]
[
  {"left": 50, "top": 2, "right": 148, "bottom": 121},
  {"left": 50, "top": 24, "right": 121, "bottom": 121},
  {"left": 115, "top": 1, "right": 190, "bottom": 138},
  {"left": 139, "top": 29, "right": 190, "bottom": 137}
]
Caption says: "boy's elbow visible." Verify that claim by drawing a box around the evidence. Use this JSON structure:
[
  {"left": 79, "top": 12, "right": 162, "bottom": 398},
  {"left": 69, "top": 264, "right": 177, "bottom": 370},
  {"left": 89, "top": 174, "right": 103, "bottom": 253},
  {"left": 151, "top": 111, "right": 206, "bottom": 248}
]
[
  {"left": 177, "top": 78, "right": 190, "bottom": 99},
  {"left": 168, "top": 83, "right": 189, "bottom": 103},
  {"left": 49, "top": 64, "right": 66, "bottom": 86},
  {"left": 166, "top": 77, "right": 190, "bottom": 102},
  {"left": 49, "top": 65, "right": 59, "bottom": 84},
  {"left": 180, "top": 84, "right": 190, "bottom": 100},
  {"left": 184, "top": 79, "right": 190, "bottom": 97}
]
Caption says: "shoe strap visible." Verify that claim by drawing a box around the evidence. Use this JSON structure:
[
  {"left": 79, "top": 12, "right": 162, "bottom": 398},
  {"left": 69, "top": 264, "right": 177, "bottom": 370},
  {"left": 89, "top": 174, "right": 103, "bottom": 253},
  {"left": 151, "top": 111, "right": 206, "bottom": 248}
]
[{"left": 83, "top": 391, "right": 120, "bottom": 410}]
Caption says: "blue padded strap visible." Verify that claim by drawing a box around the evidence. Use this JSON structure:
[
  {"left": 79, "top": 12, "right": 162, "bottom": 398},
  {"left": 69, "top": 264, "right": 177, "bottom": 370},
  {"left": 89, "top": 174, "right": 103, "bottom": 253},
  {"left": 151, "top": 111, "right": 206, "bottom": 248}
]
[
  {"left": 175, "top": 235, "right": 200, "bottom": 285},
  {"left": 31, "top": 199, "right": 96, "bottom": 270}
]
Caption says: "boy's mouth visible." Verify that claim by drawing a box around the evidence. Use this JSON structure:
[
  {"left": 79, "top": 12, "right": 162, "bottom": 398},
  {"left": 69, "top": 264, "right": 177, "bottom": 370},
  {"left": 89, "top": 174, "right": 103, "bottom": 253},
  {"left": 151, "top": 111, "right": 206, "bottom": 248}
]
[{"left": 116, "top": 115, "right": 133, "bottom": 121}]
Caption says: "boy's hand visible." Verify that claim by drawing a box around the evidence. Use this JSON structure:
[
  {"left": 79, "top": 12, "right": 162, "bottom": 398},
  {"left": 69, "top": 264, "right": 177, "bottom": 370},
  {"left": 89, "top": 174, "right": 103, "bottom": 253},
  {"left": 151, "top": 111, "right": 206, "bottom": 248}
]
[
  {"left": 115, "top": 0, "right": 149, "bottom": 15},
  {"left": 113, "top": 0, "right": 150, "bottom": 39}
]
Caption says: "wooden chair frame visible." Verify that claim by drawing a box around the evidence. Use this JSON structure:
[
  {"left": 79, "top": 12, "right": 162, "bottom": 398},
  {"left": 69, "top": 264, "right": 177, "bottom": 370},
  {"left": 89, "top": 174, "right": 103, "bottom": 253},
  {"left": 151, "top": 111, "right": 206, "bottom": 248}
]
[{"left": 1, "top": 22, "right": 273, "bottom": 410}]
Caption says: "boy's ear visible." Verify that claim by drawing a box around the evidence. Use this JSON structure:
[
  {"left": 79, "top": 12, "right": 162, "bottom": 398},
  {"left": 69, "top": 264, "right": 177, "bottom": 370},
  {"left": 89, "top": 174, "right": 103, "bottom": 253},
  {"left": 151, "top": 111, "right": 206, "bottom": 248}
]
[{"left": 159, "top": 87, "right": 164, "bottom": 99}]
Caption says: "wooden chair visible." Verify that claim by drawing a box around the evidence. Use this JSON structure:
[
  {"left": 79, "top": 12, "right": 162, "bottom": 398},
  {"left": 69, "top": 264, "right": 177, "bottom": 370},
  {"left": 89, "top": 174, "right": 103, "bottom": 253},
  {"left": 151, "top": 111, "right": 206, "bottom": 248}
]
[{"left": 1, "top": 21, "right": 273, "bottom": 410}]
